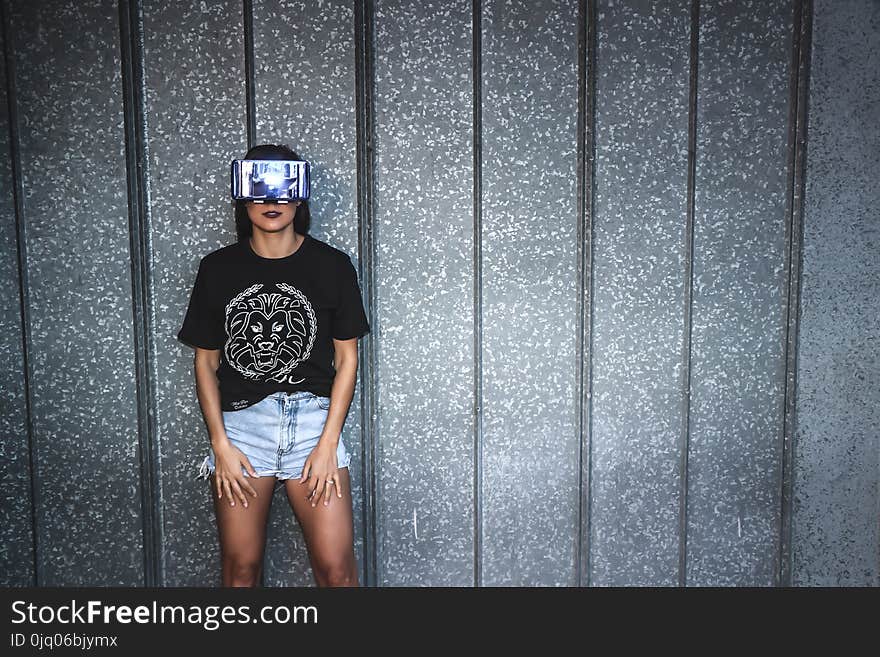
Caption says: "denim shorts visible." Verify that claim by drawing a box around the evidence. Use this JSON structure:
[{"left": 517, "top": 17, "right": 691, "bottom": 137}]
[{"left": 195, "top": 390, "right": 351, "bottom": 482}]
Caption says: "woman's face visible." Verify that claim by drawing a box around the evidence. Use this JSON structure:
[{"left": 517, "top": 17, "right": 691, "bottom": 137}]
[{"left": 246, "top": 200, "right": 301, "bottom": 235}]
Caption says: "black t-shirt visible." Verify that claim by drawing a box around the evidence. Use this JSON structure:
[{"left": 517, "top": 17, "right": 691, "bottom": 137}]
[{"left": 177, "top": 234, "right": 370, "bottom": 411}]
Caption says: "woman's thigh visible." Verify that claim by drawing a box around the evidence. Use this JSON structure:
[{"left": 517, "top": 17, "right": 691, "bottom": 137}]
[
  {"left": 210, "top": 472, "right": 278, "bottom": 561},
  {"left": 283, "top": 467, "right": 356, "bottom": 569}
]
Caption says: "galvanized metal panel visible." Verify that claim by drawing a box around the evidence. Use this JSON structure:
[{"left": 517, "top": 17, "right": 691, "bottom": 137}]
[
  {"left": 252, "top": 0, "right": 364, "bottom": 587},
  {"left": 793, "top": 0, "right": 880, "bottom": 587},
  {"left": 8, "top": 0, "right": 143, "bottom": 585},
  {"left": 481, "top": 0, "right": 580, "bottom": 586},
  {"left": 143, "top": 0, "right": 248, "bottom": 585},
  {"left": 688, "top": 0, "right": 793, "bottom": 585},
  {"left": 0, "top": 17, "right": 33, "bottom": 586},
  {"left": 590, "top": 0, "right": 692, "bottom": 586},
  {"left": 373, "top": 0, "right": 475, "bottom": 585}
]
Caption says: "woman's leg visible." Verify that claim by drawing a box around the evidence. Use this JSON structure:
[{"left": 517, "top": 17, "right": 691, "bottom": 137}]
[
  {"left": 210, "top": 472, "right": 277, "bottom": 587},
  {"left": 283, "top": 467, "right": 359, "bottom": 587}
]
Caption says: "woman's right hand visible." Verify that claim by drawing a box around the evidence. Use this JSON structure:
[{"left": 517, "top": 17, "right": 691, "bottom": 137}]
[{"left": 211, "top": 438, "right": 259, "bottom": 508}]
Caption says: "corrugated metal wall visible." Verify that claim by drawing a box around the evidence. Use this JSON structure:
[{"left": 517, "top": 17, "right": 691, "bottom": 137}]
[
  {"left": 791, "top": 0, "right": 879, "bottom": 586},
  {"left": 1, "top": 0, "right": 876, "bottom": 587}
]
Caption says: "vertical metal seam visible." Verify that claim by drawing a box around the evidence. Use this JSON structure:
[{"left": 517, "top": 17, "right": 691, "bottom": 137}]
[
  {"left": 243, "top": 0, "right": 256, "bottom": 147},
  {"left": 577, "top": 0, "right": 597, "bottom": 588},
  {"left": 118, "top": 0, "right": 162, "bottom": 586},
  {"left": 1, "top": 0, "right": 39, "bottom": 587},
  {"left": 472, "top": 0, "right": 483, "bottom": 588},
  {"left": 353, "top": 0, "right": 378, "bottom": 588},
  {"left": 584, "top": 0, "right": 598, "bottom": 589},
  {"left": 779, "top": 0, "right": 812, "bottom": 588},
  {"left": 575, "top": 0, "right": 586, "bottom": 590},
  {"left": 679, "top": 0, "right": 701, "bottom": 588}
]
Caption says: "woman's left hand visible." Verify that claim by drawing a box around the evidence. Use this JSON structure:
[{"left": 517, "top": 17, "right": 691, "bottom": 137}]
[{"left": 300, "top": 438, "right": 343, "bottom": 507}]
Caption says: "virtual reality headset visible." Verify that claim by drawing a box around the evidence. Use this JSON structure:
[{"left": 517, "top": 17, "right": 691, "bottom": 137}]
[{"left": 231, "top": 159, "right": 310, "bottom": 203}]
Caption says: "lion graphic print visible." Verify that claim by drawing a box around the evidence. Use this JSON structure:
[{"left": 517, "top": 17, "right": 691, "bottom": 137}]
[{"left": 223, "top": 282, "right": 317, "bottom": 384}]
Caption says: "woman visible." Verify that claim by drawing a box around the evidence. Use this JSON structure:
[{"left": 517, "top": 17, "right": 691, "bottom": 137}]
[{"left": 177, "top": 143, "right": 370, "bottom": 587}]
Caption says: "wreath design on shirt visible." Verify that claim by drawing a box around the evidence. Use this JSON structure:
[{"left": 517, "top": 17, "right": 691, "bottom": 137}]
[{"left": 224, "top": 282, "right": 317, "bottom": 382}]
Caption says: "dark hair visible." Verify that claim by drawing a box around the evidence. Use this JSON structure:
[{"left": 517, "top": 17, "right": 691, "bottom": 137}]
[{"left": 234, "top": 143, "right": 311, "bottom": 242}]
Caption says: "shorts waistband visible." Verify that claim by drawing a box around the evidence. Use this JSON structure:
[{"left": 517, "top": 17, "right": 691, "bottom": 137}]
[{"left": 266, "top": 390, "right": 319, "bottom": 401}]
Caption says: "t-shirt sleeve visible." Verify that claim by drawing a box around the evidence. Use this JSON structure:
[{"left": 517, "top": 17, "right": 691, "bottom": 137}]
[
  {"left": 177, "top": 258, "right": 224, "bottom": 350},
  {"left": 332, "top": 255, "right": 370, "bottom": 340}
]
